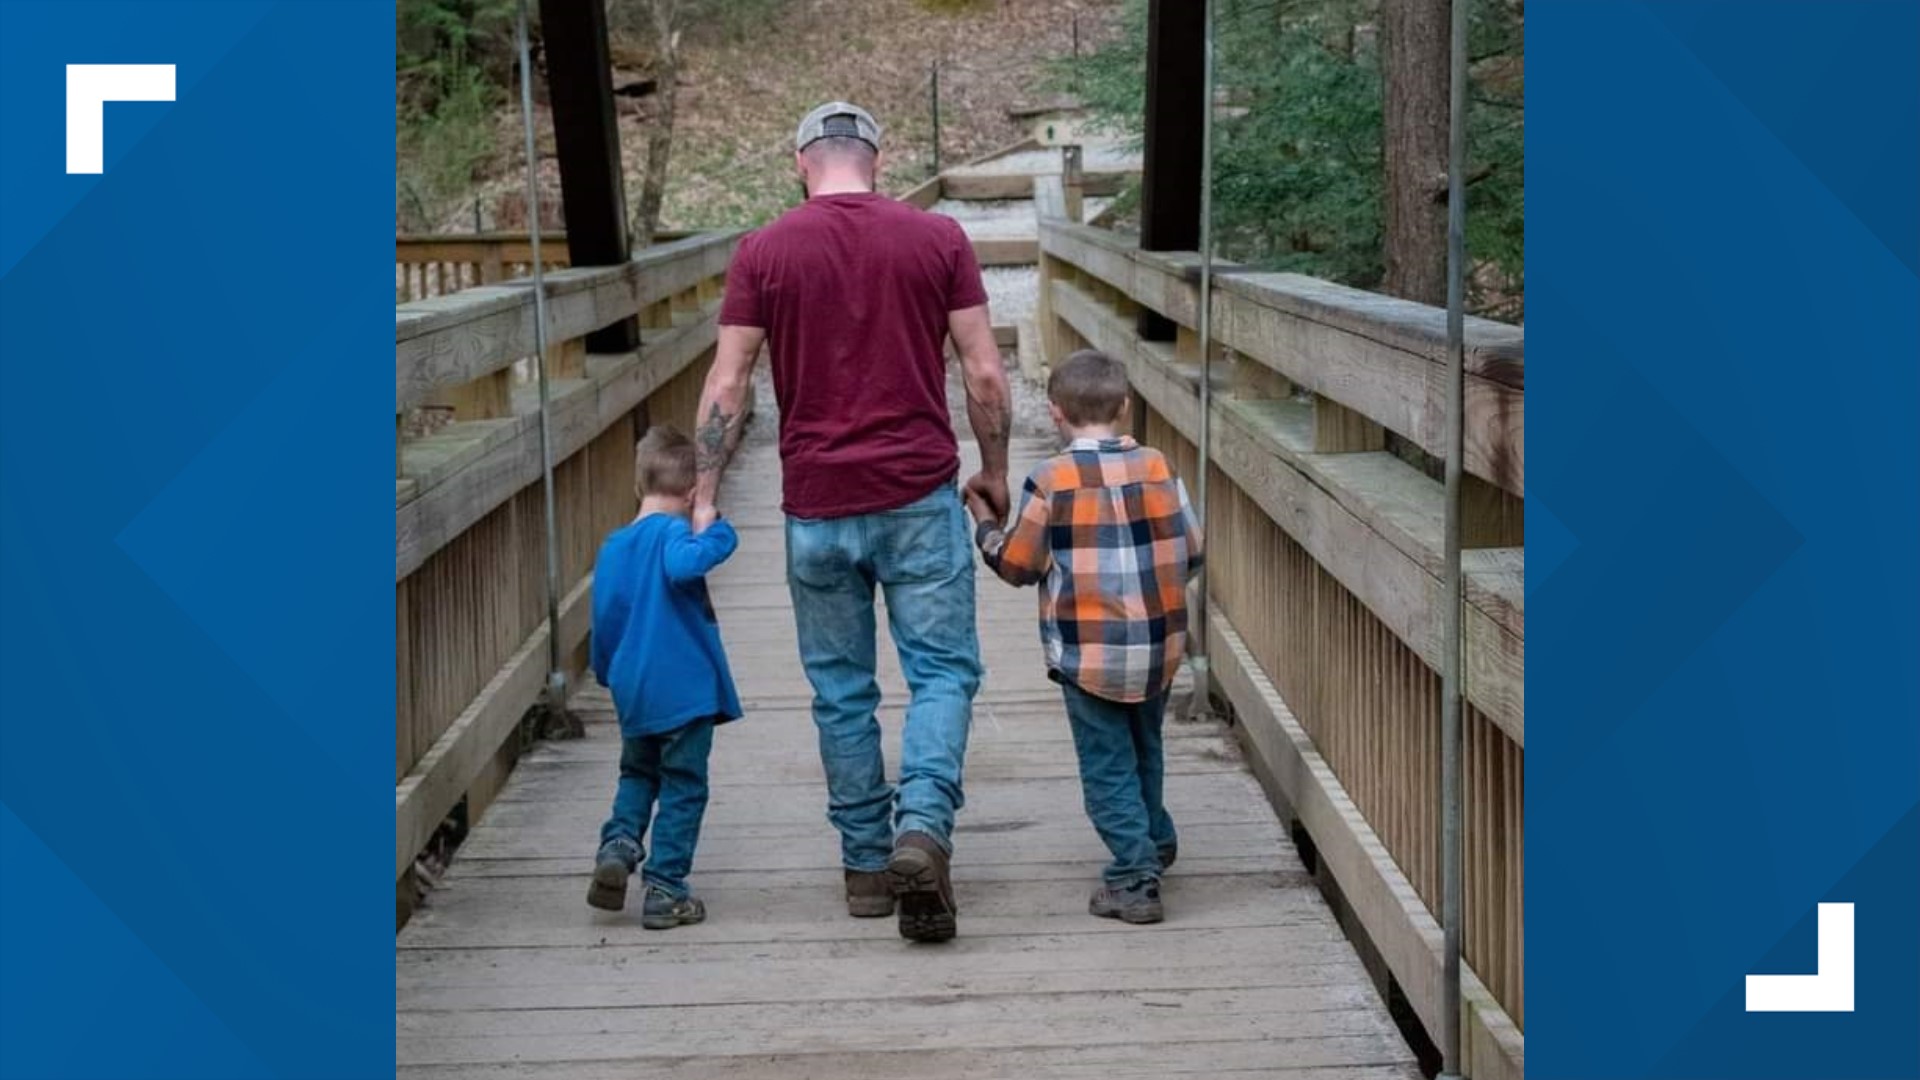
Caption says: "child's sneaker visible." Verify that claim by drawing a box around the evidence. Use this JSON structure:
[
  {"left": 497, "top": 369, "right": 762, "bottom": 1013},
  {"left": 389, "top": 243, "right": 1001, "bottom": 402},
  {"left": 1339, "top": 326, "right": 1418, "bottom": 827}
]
[
  {"left": 1090, "top": 877, "right": 1164, "bottom": 924},
  {"left": 640, "top": 885, "right": 707, "bottom": 930},
  {"left": 587, "top": 837, "right": 642, "bottom": 911}
]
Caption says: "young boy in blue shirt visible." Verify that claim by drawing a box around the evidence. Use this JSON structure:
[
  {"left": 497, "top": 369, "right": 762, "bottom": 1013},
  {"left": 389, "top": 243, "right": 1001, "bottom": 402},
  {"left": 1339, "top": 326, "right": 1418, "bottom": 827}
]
[{"left": 586, "top": 425, "right": 741, "bottom": 928}]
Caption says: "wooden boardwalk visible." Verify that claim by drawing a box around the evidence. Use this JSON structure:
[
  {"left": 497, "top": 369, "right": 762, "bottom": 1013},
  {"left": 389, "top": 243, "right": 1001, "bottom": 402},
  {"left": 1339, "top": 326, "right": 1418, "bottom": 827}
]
[{"left": 396, "top": 432, "right": 1420, "bottom": 1079}]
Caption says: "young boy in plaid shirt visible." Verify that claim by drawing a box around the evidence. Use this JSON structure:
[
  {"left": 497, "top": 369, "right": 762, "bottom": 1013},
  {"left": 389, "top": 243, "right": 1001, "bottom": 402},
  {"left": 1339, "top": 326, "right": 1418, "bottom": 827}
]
[{"left": 964, "top": 349, "right": 1204, "bottom": 924}]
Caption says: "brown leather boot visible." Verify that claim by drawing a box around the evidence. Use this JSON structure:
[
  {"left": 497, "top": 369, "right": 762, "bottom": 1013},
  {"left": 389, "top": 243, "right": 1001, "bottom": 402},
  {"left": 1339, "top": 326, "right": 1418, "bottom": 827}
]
[
  {"left": 844, "top": 869, "right": 895, "bottom": 917},
  {"left": 887, "top": 831, "right": 957, "bottom": 942}
]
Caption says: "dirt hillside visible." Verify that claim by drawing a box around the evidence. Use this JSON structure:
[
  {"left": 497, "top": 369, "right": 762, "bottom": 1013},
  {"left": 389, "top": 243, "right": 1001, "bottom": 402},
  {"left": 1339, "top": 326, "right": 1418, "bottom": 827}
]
[{"left": 460, "top": 0, "right": 1120, "bottom": 234}]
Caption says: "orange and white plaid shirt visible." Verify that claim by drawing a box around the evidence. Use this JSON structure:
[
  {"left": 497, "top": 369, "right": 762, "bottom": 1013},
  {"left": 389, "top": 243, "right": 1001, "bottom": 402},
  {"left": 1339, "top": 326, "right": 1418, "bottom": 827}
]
[{"left": 976, "top": 436, "right": 1204, "bottom": 703}]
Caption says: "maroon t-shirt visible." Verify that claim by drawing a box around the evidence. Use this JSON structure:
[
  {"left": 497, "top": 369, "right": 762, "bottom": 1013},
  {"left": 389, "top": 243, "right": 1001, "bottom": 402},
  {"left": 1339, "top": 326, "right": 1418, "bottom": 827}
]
[{"left": 719, "top": 193, "right": 989, "bottom": 519}]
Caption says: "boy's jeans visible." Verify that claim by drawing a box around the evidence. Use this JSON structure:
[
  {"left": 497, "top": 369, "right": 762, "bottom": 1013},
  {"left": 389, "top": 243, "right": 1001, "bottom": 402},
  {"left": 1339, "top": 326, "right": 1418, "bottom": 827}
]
[
  {"left": 599, "top": 716, "right": 715, "bottom": 898},
  {"left": 785, "top": 483, "right": 983, "bottom": 872},
  {"left": 1059, "top": 681, "right": 1177, "bottom": 885}
]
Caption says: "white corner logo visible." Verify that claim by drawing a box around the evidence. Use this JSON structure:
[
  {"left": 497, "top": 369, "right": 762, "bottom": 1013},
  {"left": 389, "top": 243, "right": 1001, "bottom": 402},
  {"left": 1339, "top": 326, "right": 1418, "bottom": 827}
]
[
  {"left": 1745, "top": 902, "right": 1855, "bottom": 1012},
  {"left": 66, "top": 64, "right": 175, "bottom": 174}
]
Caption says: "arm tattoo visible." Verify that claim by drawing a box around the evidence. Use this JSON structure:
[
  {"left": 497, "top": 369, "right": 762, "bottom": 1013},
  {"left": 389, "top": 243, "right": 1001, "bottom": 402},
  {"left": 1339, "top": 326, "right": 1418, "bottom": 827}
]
[{"left": 695, "top": 401, "right": 735, "bottom": 475}]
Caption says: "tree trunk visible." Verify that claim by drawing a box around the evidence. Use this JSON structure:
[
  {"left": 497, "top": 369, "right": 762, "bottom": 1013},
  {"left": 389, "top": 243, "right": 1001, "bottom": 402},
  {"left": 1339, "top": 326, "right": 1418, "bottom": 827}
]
[
  {"left": 632, "top": 4, "right": 678, "bottom": 247},
  {"left": 1380, "top": 0, "right": 1449, "bottom": 305}
]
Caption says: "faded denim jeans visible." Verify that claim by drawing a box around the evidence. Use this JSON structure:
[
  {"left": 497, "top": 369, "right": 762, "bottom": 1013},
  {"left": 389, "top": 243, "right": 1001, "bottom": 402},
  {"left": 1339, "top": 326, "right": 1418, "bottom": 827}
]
[
  {"left": 1059, "top": 681, "right": 1177, "bottom": 885},
  {"left": 598, "top": 716, "right": 714, "bottom": 898},
  {"left": 785, "top": 483, "right": 983, "bottom": 872}
]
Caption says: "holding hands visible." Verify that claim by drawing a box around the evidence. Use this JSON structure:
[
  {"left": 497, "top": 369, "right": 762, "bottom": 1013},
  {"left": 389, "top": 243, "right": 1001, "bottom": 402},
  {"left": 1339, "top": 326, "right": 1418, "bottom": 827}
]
[{"left": 963, "top": 470, "right": 1008, "bottom": 526}]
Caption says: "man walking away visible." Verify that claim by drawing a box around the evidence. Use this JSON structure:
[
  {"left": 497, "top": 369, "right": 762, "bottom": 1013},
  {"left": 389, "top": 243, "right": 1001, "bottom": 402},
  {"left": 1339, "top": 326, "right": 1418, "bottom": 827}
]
[{"left": 688, "top": 102, "right": 1014, "bottom": 943}]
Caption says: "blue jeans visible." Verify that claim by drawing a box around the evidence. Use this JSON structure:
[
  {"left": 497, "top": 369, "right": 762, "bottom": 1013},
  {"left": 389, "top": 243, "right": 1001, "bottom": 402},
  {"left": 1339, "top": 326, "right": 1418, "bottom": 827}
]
[
  {"left": 1060, "top": 681, "right": 1177, "bottom": 885},
  {"left": 598, "top": 716, "right": 715, "bottom": 898},
  {"left": 786, "top": 483, "right": 983, "bottom": 872}
]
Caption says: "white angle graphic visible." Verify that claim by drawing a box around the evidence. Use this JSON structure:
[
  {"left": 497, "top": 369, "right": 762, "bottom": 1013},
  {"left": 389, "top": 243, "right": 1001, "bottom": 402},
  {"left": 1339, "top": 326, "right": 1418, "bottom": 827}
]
[
  {"left": 66, "top": 64, "right": 176, "bottom": 174},
  {"left": 1745, "top": 902, "right": 1855, "bottom": 1013}
]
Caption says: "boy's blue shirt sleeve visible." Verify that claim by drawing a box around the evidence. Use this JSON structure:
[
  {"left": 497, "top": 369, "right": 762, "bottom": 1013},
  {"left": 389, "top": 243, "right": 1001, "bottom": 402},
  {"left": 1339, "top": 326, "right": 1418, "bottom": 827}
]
[
  {"left": 589, "top": 534, "right": 628, "bottom": 685},
  {"left": 663, "top": 517, "right": 739, "bottom": 584}
]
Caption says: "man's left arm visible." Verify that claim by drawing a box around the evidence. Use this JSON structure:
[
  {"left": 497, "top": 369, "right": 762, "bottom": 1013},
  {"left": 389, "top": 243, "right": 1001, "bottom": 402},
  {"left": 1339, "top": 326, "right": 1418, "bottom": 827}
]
[{"left": 950, "top": 303, "right": 1013, "bottom": 521}]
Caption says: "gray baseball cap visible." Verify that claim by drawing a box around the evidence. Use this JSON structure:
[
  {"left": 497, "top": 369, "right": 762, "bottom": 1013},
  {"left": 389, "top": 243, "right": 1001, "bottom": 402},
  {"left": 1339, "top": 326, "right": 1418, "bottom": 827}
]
[{"left": 796, "top": 101, "right": 881, "bottom": 152}]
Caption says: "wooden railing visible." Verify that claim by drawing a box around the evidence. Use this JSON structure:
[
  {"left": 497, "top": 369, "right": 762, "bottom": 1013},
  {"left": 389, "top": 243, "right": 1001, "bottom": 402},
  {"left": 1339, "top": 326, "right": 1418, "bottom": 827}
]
[
  {"left": 395, "top": 232, "right": 696, "bottom": 303},
  {"left": 1036, "top": 219, "right": 1525, "bottom": 1080},
  {"left": 394, "top": 231, "right": 741, "bottom": 917}
]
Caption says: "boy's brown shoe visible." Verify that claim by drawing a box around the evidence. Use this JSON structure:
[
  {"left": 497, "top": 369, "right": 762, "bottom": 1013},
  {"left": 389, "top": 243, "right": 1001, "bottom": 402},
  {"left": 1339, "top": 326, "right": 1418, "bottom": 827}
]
[
  {"left": 844, "top": 869, "right": 896, "bottom": 917},
  {"left": 887, "top": 831, "right": 957, "bottom": 942}
]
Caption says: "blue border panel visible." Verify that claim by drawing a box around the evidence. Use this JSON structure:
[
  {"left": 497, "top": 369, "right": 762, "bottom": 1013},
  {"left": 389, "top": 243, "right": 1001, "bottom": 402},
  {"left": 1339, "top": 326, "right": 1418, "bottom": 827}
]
[
  {"left": 1532, "top": 2, "right": 1919, "bottom": 1077},
  {"left": 0, "top": 3, "right": 393, "bottom": 1077}
]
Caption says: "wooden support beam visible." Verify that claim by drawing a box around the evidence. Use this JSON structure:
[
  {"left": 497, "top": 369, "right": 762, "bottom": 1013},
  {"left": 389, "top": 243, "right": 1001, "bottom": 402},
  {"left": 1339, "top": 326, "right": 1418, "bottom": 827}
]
[
  {"left": 1232, "top": 353, "right": 1293, "bottom": 400},
  {"left": 1032, "top": 174, "right": 1067, "bottom": 221},
  {"left": 1461, "top": 473, "right": 1525, "bottom": 548},
  {"left": 442, "top": 370, "right": 514, "bottom": 421},
  {"left": 549, "top": 337, "right": 587, "bottom": 380},
  {"left": 1138, "top": 0, "right": 1204, "bottom": 341},
  {"left": 640, "top": 298, "right": 674, "bottom": 330},
  {"left": 971, "top": 237, "right": 1040, "bottom": 267},
  {"left": 671, "top": 285, "right": 701, "bottom": 324},
  {"left": 538, "top": 0, "right": 638, "bottom": 353},
  {"left": 1035, "top": 253, "right": 1072, "bottom": 375},
  {"left": 1015, "top": 318, "right": 1045, "bottom": 384},
  {"left": 1313, "top": 396, "right": 1386, "bottom": 453},
  {"left": 939, "top": 171, "right": 1128, "bottom": 201}
]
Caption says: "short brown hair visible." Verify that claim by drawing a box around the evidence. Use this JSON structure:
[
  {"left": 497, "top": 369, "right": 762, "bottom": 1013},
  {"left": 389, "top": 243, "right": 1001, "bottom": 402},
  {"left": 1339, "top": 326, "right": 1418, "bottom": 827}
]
[
  {"left": 634, "top": 425, "right": 696, "bottom": 498},
  {"left": 1048, "top": 349, "right": 1130, "bottom": 425}
]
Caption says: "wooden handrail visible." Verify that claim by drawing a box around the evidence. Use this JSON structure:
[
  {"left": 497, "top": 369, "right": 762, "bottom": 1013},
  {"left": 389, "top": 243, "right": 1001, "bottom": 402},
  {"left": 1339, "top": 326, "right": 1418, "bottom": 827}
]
[
  {"left": 1039, "top": 220, "right": 1524, "bottom": 496},
  {"left": 395, "top": 231, "right": 740, "bottom": 413}
]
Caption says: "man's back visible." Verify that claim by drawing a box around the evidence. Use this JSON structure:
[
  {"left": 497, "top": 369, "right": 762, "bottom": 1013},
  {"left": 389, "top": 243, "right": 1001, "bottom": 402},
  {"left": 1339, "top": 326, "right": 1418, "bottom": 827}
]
[{"left": 719, "top": 193, "right": 987, "bottom": 518}]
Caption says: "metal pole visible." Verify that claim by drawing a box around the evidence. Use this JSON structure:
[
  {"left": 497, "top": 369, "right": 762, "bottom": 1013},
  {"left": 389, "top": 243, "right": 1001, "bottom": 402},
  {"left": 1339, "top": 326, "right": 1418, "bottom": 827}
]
[
  {"left": 1185, "top": 0, "right": 1215, "bottom": 719},
  {"left": 1438, "top": 0, "right": 1472, "bottom": 1071},
  {"left": 516, "top": 0, "right": 570, "bottom": 717},
  {"left": 930, "top": 61, "right": 942, "bottom": 176}
]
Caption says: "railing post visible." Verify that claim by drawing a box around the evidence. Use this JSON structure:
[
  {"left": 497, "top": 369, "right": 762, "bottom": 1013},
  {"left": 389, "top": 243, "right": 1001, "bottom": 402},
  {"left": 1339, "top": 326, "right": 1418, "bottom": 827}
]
[
  {"left": 1439, "top": 0, "right": 1473, "bottom": 1067},
  {"left": 1062, "top": 145, "right": 1084, "bottom": 223}
]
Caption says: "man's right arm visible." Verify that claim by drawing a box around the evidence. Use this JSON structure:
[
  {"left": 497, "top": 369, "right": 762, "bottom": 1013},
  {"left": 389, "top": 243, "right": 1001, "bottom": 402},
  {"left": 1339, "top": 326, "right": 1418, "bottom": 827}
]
[
  {"left": 949, "top": 303, "right": 1013, "bottom": 520},
  {"left": 691, "top": 324, "right": 765, "bottom": 522}
]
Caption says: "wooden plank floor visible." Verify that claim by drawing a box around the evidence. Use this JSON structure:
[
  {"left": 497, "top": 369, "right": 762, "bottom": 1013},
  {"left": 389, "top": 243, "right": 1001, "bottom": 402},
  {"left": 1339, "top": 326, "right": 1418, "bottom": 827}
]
[{"left": 396, "top": 431, "right": 1421, "bottom": 1079}]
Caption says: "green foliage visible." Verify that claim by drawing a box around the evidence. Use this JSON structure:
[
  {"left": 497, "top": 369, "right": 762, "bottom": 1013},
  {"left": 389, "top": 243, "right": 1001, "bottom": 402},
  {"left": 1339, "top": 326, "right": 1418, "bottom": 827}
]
[
  {"left": 1058, "top": 0, "right": 1523, "bottom": 316},
  {"left": 398, "top": 56, "right": 500, "bottom": 232},
  {"left": 397, "top": 0, "right": 516, "bottom": 106},
  {"left": 395, "top": 1, "right": 515, "bottom": 232}
]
